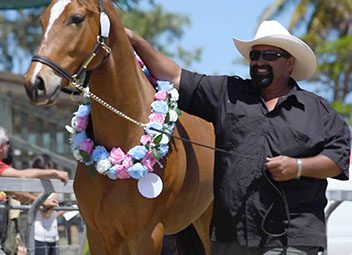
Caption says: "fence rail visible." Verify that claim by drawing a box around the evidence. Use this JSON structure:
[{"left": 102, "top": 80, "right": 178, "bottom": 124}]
[{"left": 0, "top": 177, "right": 86, "bottom": 255}]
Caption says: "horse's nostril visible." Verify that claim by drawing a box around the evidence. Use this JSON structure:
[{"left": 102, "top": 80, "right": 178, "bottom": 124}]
[{"left": 34, "top": 76, "right": 45, "bottom": 91}]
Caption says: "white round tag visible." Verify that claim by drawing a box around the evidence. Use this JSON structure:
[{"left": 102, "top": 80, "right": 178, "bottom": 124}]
[{"left": 137, "top": 173, "right": 163, "bottom": 199}]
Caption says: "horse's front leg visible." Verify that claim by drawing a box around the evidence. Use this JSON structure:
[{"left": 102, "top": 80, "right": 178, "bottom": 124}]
[
  {"left": 126, "top": 222, "right": 165, "bottom": 255},
  {"left": 86, "top": 225, "right": 110, "bottom": 255}
]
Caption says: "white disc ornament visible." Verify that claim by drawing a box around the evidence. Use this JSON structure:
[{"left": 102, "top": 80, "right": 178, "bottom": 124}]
[{"left": 137, "top": 173, "right": 163, "bottom": 199}]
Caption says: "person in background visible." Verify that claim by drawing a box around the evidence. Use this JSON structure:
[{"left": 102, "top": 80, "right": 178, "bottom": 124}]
[
  {"left": 125, "top": 20, "right": 350, "bottom": 255},
  {"left": 32, "top": 154, "right": 63, "bottom": 255},
  {"left": 0, "top": 126, "right": 68, "bottom": 254}
]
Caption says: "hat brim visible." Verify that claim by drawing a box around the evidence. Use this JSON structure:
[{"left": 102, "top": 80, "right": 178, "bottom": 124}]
[{"left": 233, "top": 35, "right": 317, "bottom": 81}]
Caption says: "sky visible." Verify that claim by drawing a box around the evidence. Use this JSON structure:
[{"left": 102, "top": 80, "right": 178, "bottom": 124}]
[{"left": 151, "top": 0, "right": 322, "bottom": 97}]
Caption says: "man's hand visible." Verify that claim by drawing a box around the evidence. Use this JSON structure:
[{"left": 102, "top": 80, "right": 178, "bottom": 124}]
[
  {"left": 53, "top": 170, "right": 68, "bottom": 184},
  {"left": 265, "top": 156, "right": 298, "bottom": 181},
  {"left": 42, "top": 198, "right": 58, "bottom": 210}
]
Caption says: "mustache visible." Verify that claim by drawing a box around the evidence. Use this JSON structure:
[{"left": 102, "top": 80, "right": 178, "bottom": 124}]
[{"left": 251, "top": 64, "right": 272, "bottom": 73}]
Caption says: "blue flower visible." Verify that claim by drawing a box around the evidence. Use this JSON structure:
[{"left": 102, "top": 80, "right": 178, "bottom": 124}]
[
  {"left": 128, "top": 163, "right": 147, "bottom": 180},
  {"left": 145, "top": 122, "right": 164, "bottom": 136},
  {"left": 74, "top": 104, "right": 91, "bottom": 117},
  {"left": 106, "top": 167, "right": 118, "bottom": 180},
  {"left": 157, "top": 81, "right": 173, "bottom": 91},
  {"left": 151, "top": 101, "right": 168, "bottom": 114},
  {"left": 157, "top": 144, "right": 169, "bottom": 157},
  {"left": 127, "top": 145, "right": 148, "bottom": 161},
  {"left": 73, "top": 132, "right": 87, "bottom": 148},
  {"left": 92, "top": 146, "right": 109, "bottom": 162}
]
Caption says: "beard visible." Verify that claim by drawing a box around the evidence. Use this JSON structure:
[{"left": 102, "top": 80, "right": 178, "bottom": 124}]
[{"left": 250, "top": 64, "right": 274, "bottom": 91}]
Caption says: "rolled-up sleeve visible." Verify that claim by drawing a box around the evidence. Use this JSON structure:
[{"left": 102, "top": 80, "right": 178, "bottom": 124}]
[{"left": 320, "top": 100, "right": 351, "bottom": 180}]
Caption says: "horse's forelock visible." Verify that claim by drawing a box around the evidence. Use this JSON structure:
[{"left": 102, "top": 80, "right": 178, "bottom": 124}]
[{"left": 75, "top": 0, "right": 99, "bottom": 13}]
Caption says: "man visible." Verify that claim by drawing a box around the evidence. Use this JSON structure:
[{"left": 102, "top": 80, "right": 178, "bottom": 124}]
[
  {"left": 0, "top": 126, "right": 68, "bottom": 253},
  {"left": 126, "top": 20, "right": 351, "bottom": 255}
]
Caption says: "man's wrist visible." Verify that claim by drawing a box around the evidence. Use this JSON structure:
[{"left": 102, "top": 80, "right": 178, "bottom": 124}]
[{"left": 296, "top": 159, "right": 302, "bottom": 179}]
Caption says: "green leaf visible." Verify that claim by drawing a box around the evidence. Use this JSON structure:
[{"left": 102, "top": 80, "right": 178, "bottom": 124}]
[
  {"left": 152, "top": 148, "right": 160, "bottom": 160},
  {"left": 80, "top": 150, "right": 91, "bottom": 163},
  {"left": 165, "top": 112, "right": 170, "bottom": 123},
  {"left": 153, "top": 134, "right": 163, "bottom": 144},
  {"left": 176, "top": 108, "right": 182, "bottom": 116}
]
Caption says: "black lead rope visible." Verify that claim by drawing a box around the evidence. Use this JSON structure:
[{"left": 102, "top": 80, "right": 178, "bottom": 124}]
[
  {"left": 150, "top": 126, "right": 291, "bottom": 238},
  {"left": 148, "top": 127, "right": 262, "bottom": 161},
  {"left": 262, "top": 167, "right": 291, "bottom": 237}
]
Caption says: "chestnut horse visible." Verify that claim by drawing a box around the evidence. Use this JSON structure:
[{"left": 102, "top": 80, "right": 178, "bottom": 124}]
[{"left": 24, "top": 0, "right": 214, "bottom": 254}]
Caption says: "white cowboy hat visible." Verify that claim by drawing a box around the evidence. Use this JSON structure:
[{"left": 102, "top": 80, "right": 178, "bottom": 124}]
[{"left": 233, "top": 20, "right": 317, "bottom": 81}]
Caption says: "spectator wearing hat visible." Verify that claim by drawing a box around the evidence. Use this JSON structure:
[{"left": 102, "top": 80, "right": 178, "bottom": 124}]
[{"left": 125, "top": 20, "right": 350, "bottom": 255}]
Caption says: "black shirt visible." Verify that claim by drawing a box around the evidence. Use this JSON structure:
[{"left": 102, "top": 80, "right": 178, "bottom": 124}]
[{"left": 178, "top": 69, "right": 350, "bottom": 248}]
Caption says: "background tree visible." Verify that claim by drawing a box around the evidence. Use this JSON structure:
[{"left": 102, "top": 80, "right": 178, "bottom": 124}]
[
  {"left": 259, "top": 0, "right": 352, "bottom": 103},
  {"left": 0, "top": 1, "right": 201, "bottom": 73}
]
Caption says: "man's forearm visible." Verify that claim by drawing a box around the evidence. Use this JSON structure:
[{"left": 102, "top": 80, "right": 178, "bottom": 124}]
[
  {"left": 301, "top": 154, "right": 343, "bottom": 179},
  {"left": 127, "top": 29, "right": 182, "bottom": 88},
  {"left": 8, "top": 191, "right": 36, "bottom": 204}
]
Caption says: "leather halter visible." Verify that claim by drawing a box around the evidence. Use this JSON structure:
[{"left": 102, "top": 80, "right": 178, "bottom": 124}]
[{"left": 31, "top": 0, "right": 111, "bottom": 92}]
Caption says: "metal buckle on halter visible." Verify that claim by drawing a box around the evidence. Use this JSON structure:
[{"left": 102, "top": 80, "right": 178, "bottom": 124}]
[
  {"left": 97, "top": 36, "right": 111, "bottom": 54},
  {"left": 69, "top": 75, "right": 80, "bottom": 88}
]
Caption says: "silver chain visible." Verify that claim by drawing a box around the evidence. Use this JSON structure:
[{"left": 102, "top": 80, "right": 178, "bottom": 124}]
[{"left": 70, "top": 81, "right": 147, "bottom": 128}]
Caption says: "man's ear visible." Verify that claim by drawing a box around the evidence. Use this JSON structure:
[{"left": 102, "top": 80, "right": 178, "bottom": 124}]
[{"left": 288, "top": 56, "right": 296, "bottom": 75}]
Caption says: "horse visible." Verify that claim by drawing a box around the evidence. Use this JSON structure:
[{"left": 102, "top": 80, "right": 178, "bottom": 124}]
[{"left": 24, "top": 1, "right": 214, "bottom": 254}]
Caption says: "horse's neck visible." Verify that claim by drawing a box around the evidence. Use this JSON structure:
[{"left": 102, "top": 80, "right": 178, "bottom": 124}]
[{"left": 89, "top": 28, "right": 154, "bottom": 150}]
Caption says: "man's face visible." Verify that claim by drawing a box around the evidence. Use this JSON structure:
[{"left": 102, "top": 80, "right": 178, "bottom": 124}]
[
  {"left": 249, "top": 45, "right": 295, "bottom": 90},
  {"left": 0, "top": 139, "right": 10, "bottom": 160}
]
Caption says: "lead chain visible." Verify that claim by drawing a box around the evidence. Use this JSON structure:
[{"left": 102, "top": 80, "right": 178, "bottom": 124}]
[{"left": 70, "top": 80, "right": 147, "bottom": 128}]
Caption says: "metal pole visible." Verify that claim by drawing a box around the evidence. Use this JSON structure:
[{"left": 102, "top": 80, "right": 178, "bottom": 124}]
[{"left": 26, "top": 192, "right": 51, "bottom": 255}]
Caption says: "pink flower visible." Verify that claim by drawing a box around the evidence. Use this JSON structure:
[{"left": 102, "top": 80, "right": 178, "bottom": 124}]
[
  {"left": 154, "top": 90, "right": 167, "bottom": 101},
  {"left": 148, "top": 113, "right": 165, "bottom": 124},
  {"left": 75, "top": 116, "right": 89, "bottom": 132},
  {"left": 141, "top": 151, "right": 157, "bottom": 172},
  {"left": 115, "top": 164, "right": 130, "bottom": 179},
  {"left": 79, "top": 138, "right": 94, "bottom": 153},
  {"left": 140, "top": 135, "right": 152, "bottom": 145},
  {"left": 122, "top": 155, "right": 133, "bottom": 169},
  {"left": 109, "top": 147, "right": 125, "bottom": 164}
]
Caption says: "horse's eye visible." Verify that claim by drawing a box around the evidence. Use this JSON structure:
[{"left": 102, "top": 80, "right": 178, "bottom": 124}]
[{"left": 69, "top": 14, "right": 84, "bottom": 25}]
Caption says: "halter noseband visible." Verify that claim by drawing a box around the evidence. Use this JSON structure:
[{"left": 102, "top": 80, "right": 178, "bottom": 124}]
[{"left": 31, "top": 0, "right": 111, "bottom": 92}]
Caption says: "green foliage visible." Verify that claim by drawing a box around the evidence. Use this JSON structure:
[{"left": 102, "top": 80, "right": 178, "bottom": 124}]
[
  {"left": 0, "top": 9, "right": 42, "bottom": 71},
  {"left": 316, "top": 37, "right": 352, "bottom": 97},
  {"left": 118, "top": 3, "right": 201, "bottom": 67},
  {"left": 332, "top": 101, "right": 352, "bottom": 125},
  {"left": 0, "top": 1, "right": 201, "bottom": 73}
]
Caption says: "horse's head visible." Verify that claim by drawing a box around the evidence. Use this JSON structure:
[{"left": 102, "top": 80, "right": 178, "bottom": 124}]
[{"left": 24, "top": 0, "right": 110, "bottom": 105}]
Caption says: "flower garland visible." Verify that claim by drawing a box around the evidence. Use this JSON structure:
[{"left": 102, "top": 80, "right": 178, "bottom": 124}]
[{"left": 66, "top": 57, "right": 181, "bottom": 182}]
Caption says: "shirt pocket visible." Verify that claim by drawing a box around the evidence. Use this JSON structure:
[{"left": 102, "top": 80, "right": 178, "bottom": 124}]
[
  {"left": 269, "top": 124, "right": 311, "bottom": 157},
  {"left": 221, "top": 113, "right": 267, "bottom": 152}
]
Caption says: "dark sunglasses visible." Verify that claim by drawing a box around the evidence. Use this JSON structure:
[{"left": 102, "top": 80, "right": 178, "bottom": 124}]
[{"left": 249, "top": 50, "right": 291, "bottom": 61}]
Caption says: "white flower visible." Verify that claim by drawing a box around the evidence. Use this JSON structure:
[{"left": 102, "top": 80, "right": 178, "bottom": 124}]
[
  {"left": 96, "top": 158, "right": 112, "bottom": 174},
  {"left": 73, "top": 149, "right": 83, "bottom": 161},
  {"left": 169, "top": 88, "right": 179, "bottom": 101},
  {"left": 160, "top": 134, "right": 170, "bottom": 144},
  {"left": 168, "top": 110, "right": 179, "bottom": 122},
  {"left": 71, "top": 116, "right": 78, "bottom": 129}
]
